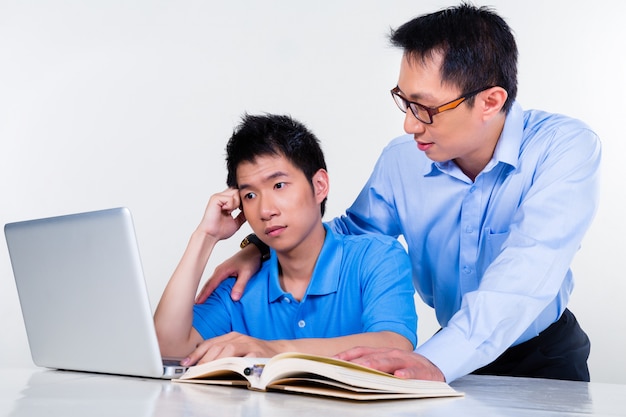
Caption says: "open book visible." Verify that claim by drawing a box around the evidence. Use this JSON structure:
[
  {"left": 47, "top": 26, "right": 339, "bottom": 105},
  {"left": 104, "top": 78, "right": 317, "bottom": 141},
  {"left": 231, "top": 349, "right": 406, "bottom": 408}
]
[{"left": 173, "top": 352, "right": 463, "bottom": 401}]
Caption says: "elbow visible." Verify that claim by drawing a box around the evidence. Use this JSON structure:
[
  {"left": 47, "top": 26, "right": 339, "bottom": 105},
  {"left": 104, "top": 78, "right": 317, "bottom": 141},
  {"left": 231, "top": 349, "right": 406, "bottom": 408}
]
[{"left": 154, "top": 321, "right": 198, "bottom": 358}]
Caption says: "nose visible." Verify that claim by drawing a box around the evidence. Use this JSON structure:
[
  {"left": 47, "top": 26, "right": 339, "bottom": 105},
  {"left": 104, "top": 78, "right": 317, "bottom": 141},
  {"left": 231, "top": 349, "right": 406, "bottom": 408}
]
[
  {"left": 403, "top": 110, "right": 427, "bottom": 135},
  {"left": 258, "top": 195, "right": 279, "bottom": 221}
]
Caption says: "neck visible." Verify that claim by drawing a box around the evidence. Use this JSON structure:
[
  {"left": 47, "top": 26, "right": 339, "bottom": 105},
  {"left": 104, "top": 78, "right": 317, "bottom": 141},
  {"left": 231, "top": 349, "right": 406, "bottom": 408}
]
[
  {"left": 456, "top": 115, "right": 506, "bottom": 181},
  {"left": 275, "top": 223, "right": 326, "bottom": 301}
]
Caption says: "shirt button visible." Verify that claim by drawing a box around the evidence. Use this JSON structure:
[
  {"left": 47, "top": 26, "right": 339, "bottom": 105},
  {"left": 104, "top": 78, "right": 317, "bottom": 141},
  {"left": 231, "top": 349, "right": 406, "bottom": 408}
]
[
  {"left": 469, "top": 186, "right": 476, "bottom": 193},
  {"left": 283, "top": 297, "right": 291, "bottom": 303},
  {"left": 298, "top": 320, "right": 306, "bottom": 328},
  {"left": 465, "top": 225, "right": 473, "bottom": 233},
  {"left": 463, "top": 266, "right": 471, "bottom": 274}
]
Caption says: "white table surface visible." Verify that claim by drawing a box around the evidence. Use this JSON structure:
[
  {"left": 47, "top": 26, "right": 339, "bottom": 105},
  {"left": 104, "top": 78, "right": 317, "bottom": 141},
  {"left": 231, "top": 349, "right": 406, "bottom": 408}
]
[{"left": 1, "top": 368, "right": 624, "bottom": 417}]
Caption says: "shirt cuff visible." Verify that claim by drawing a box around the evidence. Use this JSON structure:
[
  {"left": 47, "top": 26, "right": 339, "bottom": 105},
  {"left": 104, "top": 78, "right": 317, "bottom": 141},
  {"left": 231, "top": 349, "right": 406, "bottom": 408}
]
[{"left": 415, "top": 325, "right": 492, "bottom": 383}]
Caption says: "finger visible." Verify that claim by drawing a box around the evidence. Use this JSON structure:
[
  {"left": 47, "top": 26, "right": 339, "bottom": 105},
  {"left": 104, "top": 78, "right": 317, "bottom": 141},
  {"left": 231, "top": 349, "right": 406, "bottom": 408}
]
[
  {"left": 333, "top": 346, "right": 378, "bottom": 361},
  {"left": 350, "top": 355, "right": 403, "bottom": 374},
  {"left": 233, "top": 210, "right": 246, "bottom": 228},
  {"left": 338, "top": 349, "right": 410, "bottom": 375},
  {"left": 195, "top": 263, "right": 237, "bottom": 304},
  {"left": 393, "top": 367, "right": 420, "bottom": 379},
  {"left": 211, "top": 344, "right": 239, "bottom": 360},
  {"left": 202, "top": 341, "right": 251, "bottom": 362},
  {"left": 393, "top": 357, "right": 445, "bottom": 381},
  {"left": 393, "top": 365, "right": 445, "bottom": 380},
  {"left": 196, "top": 242, "right": 261, "bottom": 303},
  {"left": 216, "top": 194, "right": 240, "bottom": 214},
  {"left": 181, "top": 342, "right": 211, "bottom": 366},
  {"left": 198, "top": 344, "right": 228, "bottom": 364},
  {"left": 195, "top": 277, "right": 220, "bottom": 304},
  {"left": 228, "top": 188, "right": 242, "bottom": 211},
  {"left": 230, "top": 272, "right": 253, "bottom": 301},
  {"left": 184, "top": 332, "right": 245, "bottom": 364},
  {"left": 210, "top": 189, "right": 240, "bottom": 215}
]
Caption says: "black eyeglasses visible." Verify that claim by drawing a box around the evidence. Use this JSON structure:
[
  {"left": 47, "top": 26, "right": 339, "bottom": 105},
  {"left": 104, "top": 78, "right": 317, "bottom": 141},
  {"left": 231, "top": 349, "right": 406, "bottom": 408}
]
[{"left": 390, "top": 85, "right": 495, "bottom": 124}]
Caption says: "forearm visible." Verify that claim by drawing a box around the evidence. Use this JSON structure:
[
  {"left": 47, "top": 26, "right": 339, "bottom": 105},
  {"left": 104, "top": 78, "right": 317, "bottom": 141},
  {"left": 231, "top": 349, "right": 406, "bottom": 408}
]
[
  {"left": 154, "top": 229, "right": 218, "bottom": 356},
  {"left": 275, "top": 331, "right": 413, "bottom": 357}
]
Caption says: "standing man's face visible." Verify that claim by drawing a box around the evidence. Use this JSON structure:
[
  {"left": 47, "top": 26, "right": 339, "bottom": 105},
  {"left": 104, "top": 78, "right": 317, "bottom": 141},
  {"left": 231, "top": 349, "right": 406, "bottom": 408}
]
[{"left": 395, "top": 53, "right": 503, "bottom": 179}]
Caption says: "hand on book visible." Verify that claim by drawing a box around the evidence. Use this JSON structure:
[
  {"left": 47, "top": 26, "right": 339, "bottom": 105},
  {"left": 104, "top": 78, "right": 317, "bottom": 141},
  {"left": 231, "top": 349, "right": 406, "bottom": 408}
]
[
  {"left": 182, "top": 331, "right": 281, "bottom": 366},
  {"left": 334, "top": 347, "right": 445, "bottom": 382}
]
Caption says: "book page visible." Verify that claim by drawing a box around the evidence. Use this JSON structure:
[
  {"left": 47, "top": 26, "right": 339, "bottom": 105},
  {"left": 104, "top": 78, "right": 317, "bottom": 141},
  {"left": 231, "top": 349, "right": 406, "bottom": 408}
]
[
  {"left": 271, "top": 382, "right": 460, "bottom": 401},
  {"left": 176, "top": 356, "right": 270, "bottom": 389}
]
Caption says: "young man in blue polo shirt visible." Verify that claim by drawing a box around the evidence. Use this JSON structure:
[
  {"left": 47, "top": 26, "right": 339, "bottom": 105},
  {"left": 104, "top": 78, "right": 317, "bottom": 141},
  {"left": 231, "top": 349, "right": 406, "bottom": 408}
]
[{"left": 154, "top": 114, "right": 417, "bottom": 366}]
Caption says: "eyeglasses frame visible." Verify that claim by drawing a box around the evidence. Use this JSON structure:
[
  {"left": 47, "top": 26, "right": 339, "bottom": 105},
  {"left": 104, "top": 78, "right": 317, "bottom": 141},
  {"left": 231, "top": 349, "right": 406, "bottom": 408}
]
[{"left": 390, "top": 85, "right": 496, "bottom": 124}]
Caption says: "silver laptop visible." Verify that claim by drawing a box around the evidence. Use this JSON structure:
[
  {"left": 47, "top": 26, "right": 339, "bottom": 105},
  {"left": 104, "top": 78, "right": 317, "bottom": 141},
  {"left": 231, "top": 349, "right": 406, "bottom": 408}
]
[{"left": 4, "top": 207, "right": 186, "bottom": 379}]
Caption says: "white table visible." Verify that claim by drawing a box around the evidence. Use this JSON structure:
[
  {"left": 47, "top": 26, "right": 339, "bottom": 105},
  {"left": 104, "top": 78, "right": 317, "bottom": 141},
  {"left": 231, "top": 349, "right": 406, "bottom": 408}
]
[{"left": 1, "top": 368, "right": 624, "bottom": 416}]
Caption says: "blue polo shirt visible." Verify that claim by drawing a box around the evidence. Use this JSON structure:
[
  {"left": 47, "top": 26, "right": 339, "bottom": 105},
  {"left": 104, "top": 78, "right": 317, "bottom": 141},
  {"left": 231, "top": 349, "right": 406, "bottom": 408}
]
[{"left": 193, "top": 225, "right": 417, "bottom": 348}]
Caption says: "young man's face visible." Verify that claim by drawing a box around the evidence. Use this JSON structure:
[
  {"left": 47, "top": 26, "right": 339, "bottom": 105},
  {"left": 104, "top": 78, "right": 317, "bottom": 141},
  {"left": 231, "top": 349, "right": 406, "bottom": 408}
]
[
  {"left": 236, "top": 153, "right": 328, "bottom": 255},
  {"left": 395, "top": 53, "right": 501, "bottom": 176}
]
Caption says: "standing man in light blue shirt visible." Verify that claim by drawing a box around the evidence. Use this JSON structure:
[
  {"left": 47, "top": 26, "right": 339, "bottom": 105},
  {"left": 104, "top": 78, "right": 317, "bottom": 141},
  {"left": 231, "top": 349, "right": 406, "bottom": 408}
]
[{"left": 198, "top": 4, "right": 600, "bottom": 382}]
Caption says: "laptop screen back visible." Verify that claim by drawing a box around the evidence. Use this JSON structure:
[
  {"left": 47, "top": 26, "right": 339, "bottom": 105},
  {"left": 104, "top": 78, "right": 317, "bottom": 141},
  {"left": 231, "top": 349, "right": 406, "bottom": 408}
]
[{"left": 5, "top": 208, "right": 173, "bottom": 378}]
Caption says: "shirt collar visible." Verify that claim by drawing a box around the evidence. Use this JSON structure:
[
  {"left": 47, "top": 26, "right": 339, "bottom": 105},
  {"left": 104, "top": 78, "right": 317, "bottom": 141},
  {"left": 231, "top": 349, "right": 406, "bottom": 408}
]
[
  {"left": 491, "top": 100, "right": 523, "bottom": 170},
  {"left": 267, "top": 224, "right": 343, "bottom": 302}
]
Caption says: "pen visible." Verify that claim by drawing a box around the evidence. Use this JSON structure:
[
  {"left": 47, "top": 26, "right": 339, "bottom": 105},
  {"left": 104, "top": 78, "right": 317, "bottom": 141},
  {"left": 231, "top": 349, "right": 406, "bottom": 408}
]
[{"left": 243, "top": 364, "right": 265, "bottom": 377}]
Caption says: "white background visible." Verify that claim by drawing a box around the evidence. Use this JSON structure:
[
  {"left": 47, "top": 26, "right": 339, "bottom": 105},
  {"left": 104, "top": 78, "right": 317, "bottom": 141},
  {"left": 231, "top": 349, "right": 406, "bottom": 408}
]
[{"left": 1, "top": 1, "right": 624, "bottom": 384}]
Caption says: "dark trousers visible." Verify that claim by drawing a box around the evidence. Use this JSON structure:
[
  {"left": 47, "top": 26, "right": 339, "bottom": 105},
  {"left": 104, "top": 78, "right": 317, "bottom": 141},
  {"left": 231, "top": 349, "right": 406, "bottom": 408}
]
[{"left": 472, "top": 309, "right": 591, "bottom": 381}]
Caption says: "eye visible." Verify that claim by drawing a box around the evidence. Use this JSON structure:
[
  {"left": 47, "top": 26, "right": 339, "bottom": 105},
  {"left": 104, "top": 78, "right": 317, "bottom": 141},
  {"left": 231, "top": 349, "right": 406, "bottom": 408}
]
[
  {"left": 274, "top": 182, "right": 286, "bottom": 190},
  {"left": 243, "top": 192, "right": 256, "bottom": 200}
]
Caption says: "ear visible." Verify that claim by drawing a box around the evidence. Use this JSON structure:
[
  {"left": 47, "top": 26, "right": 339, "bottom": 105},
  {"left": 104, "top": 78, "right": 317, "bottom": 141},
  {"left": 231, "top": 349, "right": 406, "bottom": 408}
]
[
  {"left": 479, "top": 86, "right": 508, "bottom": 120},
  {"left": 311, "top": 169, "right": 330, "bottom": 204}
]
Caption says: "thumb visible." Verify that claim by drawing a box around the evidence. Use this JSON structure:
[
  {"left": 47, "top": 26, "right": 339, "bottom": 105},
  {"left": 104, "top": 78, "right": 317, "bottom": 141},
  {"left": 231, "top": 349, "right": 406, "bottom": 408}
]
[
  {"left": 234, "top": 210, "right": 247, "bottom": 227},
  {"left": 230, "top": 273, "right": 253, "bottom": 301}
]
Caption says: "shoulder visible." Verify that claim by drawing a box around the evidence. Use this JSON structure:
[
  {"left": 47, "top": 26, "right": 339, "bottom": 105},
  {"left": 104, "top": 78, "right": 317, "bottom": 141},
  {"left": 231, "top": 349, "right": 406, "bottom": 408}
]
[
  {"left": 331, "top": 232, "right": 413, "bottom": 287},
  {"left": 503, "top": 104, "right": 601, "bottom": 170},
  {"left": 209, "top": 269, "right": 268, "bottom": 302},
  {"left": 523, "top": 108, "right": 593, "bottom": 131},
  {"left": 384, "top": 133, "right": 416, "bottom": 149},
  {"left": 194, "top": 277, "right": 237, "bottom": 311},
  {"left": 522, "top": 108, "right": 600, "bottom": 147},
  {"left": 370, "top": 134, "right": 432, "bottom": 176},
  {"left": 380, "top": 134, "right": 423, "bottom": 159},
  {"left": 331, "top": 229, "right": 408, "bottom": 258}
]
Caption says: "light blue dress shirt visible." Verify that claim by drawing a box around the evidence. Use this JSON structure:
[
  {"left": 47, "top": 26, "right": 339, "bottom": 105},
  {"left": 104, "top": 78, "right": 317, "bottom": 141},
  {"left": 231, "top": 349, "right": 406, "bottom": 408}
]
[
  {"left": 193, "top": 225, "right": 418, "bottom": 348},
  {"left": 329, "top": 101, "right": 601, "bottom": 382}
]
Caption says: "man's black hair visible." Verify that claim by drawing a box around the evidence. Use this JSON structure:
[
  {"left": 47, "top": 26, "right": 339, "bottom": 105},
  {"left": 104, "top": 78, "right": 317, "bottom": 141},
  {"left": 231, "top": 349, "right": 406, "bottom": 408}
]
[
  {"left": 226, "top": 113, "right": 328, "bottom": 215},
  {"left": 390, "top": 3, "right": 518, "bottom": 112}
]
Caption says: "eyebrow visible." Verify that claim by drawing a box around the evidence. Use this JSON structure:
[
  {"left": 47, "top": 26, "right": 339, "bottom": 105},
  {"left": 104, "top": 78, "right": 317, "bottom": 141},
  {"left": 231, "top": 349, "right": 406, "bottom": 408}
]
[
  {"left": 238, "top": 170, "right": 289, "bottom": 191},
  {"left": 397, "top": 86, "right": 438, "bottom": 102},
  {"left": 407, "top": 91, "right": 437, "bottom": 102}
]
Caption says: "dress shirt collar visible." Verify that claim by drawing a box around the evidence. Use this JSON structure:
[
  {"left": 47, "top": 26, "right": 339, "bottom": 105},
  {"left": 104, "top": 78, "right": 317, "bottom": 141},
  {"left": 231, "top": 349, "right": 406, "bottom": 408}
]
[{"left": 425, "top": 101, "right": 524, "bottom": 178}]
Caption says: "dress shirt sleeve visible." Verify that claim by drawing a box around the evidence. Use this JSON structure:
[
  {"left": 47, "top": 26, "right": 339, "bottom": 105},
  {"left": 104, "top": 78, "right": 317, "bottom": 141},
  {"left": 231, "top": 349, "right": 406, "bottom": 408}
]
[
  {"left": 417, "top": 120, "right": 602, "bottom": 382},
  {"left": 328, "top": 141, "right": 408, "bottom": 238}
]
